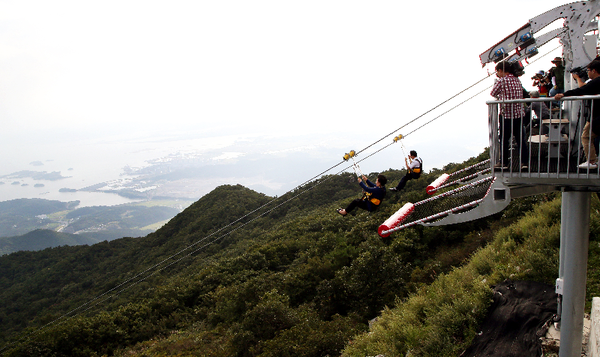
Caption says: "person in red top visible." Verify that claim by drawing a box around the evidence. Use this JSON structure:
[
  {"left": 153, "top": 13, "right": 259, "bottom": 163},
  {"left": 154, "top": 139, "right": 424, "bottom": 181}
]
[
  {"left": 491, "top": 61, "right": 529, "bottom": 169},
  {"left": 532, "top": 70, "right": 551, "bottom": 97}
]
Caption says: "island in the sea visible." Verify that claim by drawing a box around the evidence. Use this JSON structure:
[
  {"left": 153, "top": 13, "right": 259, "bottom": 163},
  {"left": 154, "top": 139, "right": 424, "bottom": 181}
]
[{"left": 59, "top": 188, "right": 77, "bottom": 193}]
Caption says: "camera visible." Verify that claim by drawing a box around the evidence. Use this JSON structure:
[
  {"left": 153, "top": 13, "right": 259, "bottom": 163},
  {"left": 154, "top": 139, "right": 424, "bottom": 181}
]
[{"left": 570, "top": 66, "right": 589, "bottom": 81}]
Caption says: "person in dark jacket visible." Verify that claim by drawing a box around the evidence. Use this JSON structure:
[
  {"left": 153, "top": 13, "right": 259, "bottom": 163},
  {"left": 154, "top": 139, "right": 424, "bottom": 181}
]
[
  {"left": 525, "top": 90, "right": 551, "bottom": 136},
  {"left": 555, "top": 59, "right": 600, "bottom": 169},
  {"left": 337, "top": 174, "right": 387, "bottom": 216}
]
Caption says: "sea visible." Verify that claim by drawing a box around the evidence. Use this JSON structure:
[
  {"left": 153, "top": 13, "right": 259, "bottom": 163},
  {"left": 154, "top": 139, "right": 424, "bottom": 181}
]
[
  {"left": 0, "top": 132, "right": 306, "bottom": 208},
  {"left": 0, "top": 138, "right": 179, "bottom": 208},
  {"left": 1, "top": 131, "right": 486, "bottom": 209}
]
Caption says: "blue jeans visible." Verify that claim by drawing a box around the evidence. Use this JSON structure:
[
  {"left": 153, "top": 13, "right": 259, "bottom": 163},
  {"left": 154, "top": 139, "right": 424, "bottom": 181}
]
[{"left": 549, "top": 86, "right": 563, "bottom": 97}]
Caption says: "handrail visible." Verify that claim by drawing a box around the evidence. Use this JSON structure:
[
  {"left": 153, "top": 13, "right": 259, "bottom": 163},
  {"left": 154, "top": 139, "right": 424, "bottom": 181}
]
[
  {"left": 487, "top": 94, "right": 600, "bottom": 105},
  {"left": 487, "top": 94, "right": 600, "bottom": 184}
]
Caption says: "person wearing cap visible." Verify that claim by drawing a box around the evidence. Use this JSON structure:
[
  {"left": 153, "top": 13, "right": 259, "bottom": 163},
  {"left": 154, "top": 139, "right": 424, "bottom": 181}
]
[
  {"left": 532, "top": 70, "right": 551, "bottom": 97},
  {"left": 549, "top": 57, "right": 565, "bottom": 97},
  {"left": 526, "top": 90, "right": 551, "bottom": 120},
  {"left": 525, "top": 90, "right": 551, "bottom": 137}
]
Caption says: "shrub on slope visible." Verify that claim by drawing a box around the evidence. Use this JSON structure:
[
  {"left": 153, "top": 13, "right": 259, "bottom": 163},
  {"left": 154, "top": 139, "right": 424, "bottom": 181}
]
[{"left": 341, "top": 196, "right": 572, "bottom": 357}]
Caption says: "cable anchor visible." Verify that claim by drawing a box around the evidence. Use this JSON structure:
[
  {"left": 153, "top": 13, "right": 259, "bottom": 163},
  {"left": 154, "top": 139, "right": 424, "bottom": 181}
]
[
  {"left": 393, "top": 134, "right": 409, "bottom": 160},
  {"left": 343, "top": 150, "right": 364, "bottom": 178},
  {"left": 342, "top": 150, "right": 356, "bottom": 161}
]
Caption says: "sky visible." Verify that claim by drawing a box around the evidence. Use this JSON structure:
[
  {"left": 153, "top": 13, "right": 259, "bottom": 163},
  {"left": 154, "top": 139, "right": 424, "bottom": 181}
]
[{"left": 0, "top": 0, "right": 572, "bottom": 204}]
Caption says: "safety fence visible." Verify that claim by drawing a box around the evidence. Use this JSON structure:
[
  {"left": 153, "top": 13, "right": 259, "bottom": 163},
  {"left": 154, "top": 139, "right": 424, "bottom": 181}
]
[
  {"left": 487, "top": 95, "right": 600, "bottom": 180},
  {"left": 379, "top": 176, "right": 494, "bottom": 237}
]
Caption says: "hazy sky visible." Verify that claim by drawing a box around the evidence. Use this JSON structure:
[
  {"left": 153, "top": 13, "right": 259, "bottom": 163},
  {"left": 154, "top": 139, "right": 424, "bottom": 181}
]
[{"left": 0, "top": 0, "right": 570, "bottom": 200}]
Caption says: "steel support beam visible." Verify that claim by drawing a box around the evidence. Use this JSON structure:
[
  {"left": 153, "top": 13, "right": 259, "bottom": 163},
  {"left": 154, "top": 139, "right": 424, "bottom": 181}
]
[{"left": 559, "top": 191, "right": 591, "bottom": 357}]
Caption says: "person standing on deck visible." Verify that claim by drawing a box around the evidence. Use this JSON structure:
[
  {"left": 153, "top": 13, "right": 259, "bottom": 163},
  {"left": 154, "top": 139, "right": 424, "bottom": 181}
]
[
  {"left": 491, "top": 61, "right": 529, "bottom": 169},
  {"left": 555, "top": 59, "right": 600, "bottom": 169}
]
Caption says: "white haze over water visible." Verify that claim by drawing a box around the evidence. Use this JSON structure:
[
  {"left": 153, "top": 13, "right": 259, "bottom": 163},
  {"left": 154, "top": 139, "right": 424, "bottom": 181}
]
[
  {"left": 0, "top": 132, "right": 363, "bottom": 207},
  {"left": 0, "top": 0, "right": 569, "bottom": 207},
  {"left": 0, "top": 137, "right": 164, "bottom": 207}
]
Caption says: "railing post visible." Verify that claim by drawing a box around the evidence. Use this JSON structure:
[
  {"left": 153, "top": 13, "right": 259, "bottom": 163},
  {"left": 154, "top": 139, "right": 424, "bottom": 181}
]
[
  {"left": 489, "top": 104, "right": 499, "bottom": 165},
  {"left": 487, "top": 95, "right": 600, "bottom": 178}
]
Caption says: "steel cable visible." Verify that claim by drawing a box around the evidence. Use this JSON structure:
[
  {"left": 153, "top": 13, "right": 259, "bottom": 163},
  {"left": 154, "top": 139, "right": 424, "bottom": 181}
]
[{"left": 1, "top": 45, "right": 562, "bottom": 354}]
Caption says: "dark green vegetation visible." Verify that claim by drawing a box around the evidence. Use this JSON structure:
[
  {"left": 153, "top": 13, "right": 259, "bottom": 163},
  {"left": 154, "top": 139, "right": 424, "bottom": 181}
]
[
  {"left": 0, "top": 199, "right": 192, "bottom": 255},
  {"left": 1, "top": 151, "right": 599, "bottom": 356}
]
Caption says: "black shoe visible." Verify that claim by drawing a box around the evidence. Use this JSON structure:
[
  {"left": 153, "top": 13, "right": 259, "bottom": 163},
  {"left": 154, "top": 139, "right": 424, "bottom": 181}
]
[{"left": 389, "top": 187, "right": 398, "bottom": 192}]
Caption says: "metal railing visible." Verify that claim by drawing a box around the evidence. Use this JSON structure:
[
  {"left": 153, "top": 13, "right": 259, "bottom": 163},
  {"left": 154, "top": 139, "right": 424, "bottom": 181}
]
[{"left": 487, "top": 95, "right": 600, "bottom": 187}]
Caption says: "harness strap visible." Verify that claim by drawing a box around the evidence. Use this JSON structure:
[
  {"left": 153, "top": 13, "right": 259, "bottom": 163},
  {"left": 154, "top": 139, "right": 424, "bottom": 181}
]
[
  {"left": 362, "top": 191, "right": 382, "bottom": 206},
  {"left": 410, "top": 158, "right": 423, "bottom": 174}
]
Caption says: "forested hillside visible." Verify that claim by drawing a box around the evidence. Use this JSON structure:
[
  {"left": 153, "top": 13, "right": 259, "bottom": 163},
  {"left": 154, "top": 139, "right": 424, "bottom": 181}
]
[{"left": 1, "top": 151, "right": 599, "bottom": 357}]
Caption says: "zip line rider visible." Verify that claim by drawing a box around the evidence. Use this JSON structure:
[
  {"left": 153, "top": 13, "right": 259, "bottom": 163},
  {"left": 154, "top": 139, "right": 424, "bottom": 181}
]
[
  {"left": 337, "top": 174, "right": 387, "bottom": 216},
  {"left": 390, "top": 150, "right": 422, "bottom": 192}
]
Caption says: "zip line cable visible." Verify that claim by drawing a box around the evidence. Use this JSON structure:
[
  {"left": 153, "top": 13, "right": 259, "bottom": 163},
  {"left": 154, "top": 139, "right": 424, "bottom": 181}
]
[
  {"left": 0, "top": 160, "right": 354, "bottom": 353},
  {"left": 355, "top": 75, "right": 491, "bottom": 157},
  {"left": 0, "top": 48, "right": 540, "bottom": 350},
  {"left": 0, "top": 50, "right": 535, "bottom": 351},
  {"left": 38, "top": 171, "right": 344, "bottom": 327},
  {"left": 342, "top": 46, "right": 561, "bottom": 166},
  {"left": 54, "top": 63, "right": 499, "bottom": 322},
  {"left": 1, "top": 45, "right": 561, "bottom": 354},
  {"left": 4, "top": 160, "right": 362, "bottom": 352},
  {"left": 356, "top": 43, "right": 561, "bottom": 157},
  {"left": 404, "top": 85, "right": 493, "bottom": 137}
]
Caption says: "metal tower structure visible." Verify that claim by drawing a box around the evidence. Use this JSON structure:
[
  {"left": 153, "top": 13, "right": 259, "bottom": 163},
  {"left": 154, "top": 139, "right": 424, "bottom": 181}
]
[
  {"left": 380, "top": 2, "right": 600, "bottom": 355},
  {"left": 484, "top": 4, "right": 600, "bottom": 356}
]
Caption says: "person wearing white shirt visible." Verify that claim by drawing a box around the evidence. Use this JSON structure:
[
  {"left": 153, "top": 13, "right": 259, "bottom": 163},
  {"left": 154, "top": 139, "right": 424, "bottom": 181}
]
[{"left": 390, "top": 150, "right": 423, "bottom": 192}]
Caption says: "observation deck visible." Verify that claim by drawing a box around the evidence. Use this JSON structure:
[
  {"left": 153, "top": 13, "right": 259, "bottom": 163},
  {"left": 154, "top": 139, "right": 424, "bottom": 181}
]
[{"left": 487, "top": 95, "right": 600, "bottom": 190}]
